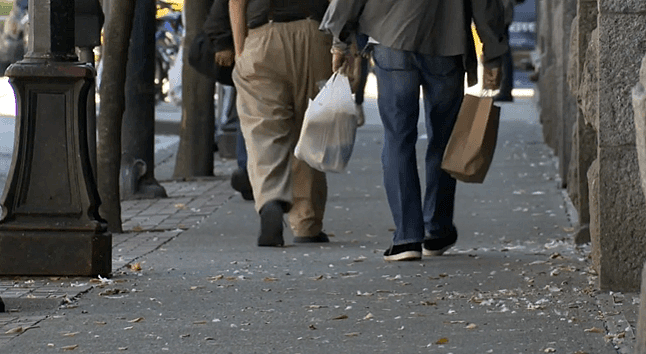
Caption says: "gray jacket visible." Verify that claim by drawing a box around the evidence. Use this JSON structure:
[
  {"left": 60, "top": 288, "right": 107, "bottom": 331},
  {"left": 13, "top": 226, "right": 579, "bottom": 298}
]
[{"left": 320, "top": 0, "right": 508, "bottom": 87}]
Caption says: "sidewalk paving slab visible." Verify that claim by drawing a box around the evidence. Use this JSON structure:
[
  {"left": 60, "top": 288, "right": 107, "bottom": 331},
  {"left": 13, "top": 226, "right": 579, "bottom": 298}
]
[{"left": 0, "top": 97, "right": 639, "bottom": 353}]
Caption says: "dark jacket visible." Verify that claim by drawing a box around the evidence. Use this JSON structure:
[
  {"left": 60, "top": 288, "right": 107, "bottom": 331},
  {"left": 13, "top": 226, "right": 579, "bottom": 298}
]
[
  {"left": 203, "top": 0, "right": 233, "bottom": 52},
  {"left": 246, "top": 0, "right": 329, "bottom": 29}
]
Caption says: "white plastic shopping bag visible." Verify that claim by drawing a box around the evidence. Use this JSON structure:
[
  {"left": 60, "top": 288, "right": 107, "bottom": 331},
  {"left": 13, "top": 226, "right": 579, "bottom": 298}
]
[{"left": 295, "top": 73, "right": 359, "bottom": 173}]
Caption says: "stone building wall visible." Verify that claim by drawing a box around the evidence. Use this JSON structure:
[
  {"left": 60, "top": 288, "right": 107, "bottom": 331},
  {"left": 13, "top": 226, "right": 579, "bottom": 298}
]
[{"left": 538, "top": 0, "right": 646, "bottom": 291}]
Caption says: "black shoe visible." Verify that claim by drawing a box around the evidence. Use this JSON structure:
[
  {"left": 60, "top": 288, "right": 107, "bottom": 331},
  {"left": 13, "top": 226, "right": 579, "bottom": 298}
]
[
  {"left": 423, "top": 228, "right": 458, "bottom": 256},
  {"left": 493, "top": 92, "right": 514, "bottom": 102},
  {"left": 293, "top": 232, "right": 330, "bottom": 243},
  {"left": 258, "top": 201, "right": 285, "bottom": 247},
  {"left": 231, "top": 168, "right": 253, "bottom": 201},
  {"left": 383, "top": 242, "right": 422, "bottom": 261}
]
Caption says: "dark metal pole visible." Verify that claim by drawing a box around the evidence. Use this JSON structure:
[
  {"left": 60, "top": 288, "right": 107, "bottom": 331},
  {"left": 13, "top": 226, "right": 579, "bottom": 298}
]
[
  {"left": 78, "top": 48, "right": 97, "bottom": 180},
  {"left": 0, "top": 0, "right": 111, "bottom": 276},
  {"left": 75, "top": 0, "right": 104, "bottom": 182},
  {"left": 120, "top": 0, "right": 167, "bottom": 200}
]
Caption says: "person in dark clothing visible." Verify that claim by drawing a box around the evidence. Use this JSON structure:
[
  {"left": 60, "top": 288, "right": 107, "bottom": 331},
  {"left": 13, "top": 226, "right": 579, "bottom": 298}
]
[
  {"left": 203, "top": 0, "right": 253, "bottom": 201},
  {"left": 494, "top": 0, "right": 526, "bottom": 102},
  {"left": 321, "top": 0, "right": 507, "bottom": 261}
]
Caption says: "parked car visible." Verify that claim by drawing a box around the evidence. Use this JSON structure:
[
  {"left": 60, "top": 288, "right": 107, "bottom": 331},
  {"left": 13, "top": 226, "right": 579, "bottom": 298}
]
[{"left": 509, "top": 0, "right": 536, "bottom": 70}]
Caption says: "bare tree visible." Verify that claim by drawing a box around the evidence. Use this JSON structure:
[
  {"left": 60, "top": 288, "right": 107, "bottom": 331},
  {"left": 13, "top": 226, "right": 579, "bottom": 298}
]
[
  {"left": 97, "top": 0, "right": 136, "bottom": 233},
  {"left": 173, "top": 0, "right": 216, "bottom": 179}
]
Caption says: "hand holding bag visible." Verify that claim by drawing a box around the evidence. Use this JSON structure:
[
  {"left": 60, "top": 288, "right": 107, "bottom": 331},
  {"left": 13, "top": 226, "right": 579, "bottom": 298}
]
[
  {"left": 294, "top": 72, "right": 360, "bottom": 173},
  {"left": 441, "top": 93, "right": 500, "bottom": 183}
]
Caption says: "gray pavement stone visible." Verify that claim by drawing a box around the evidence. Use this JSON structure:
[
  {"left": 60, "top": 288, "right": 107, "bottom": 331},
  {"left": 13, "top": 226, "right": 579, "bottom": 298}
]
[
  {"left": 0, "top": 176, "right": 230, "bottom": 344},
  {"left": 0, "top": 97, "right": 640, "bottom": 353}
]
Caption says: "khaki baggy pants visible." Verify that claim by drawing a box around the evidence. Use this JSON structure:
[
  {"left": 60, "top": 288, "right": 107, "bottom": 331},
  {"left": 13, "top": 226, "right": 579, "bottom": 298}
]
[{"left": 232, "top": 19, "right": 332, "bottom": 237}]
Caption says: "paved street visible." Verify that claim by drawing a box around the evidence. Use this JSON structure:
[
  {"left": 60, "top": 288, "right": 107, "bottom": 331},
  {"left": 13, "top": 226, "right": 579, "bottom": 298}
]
[{"left": 0, "top": 77, "right": 639, "bottom": 353}]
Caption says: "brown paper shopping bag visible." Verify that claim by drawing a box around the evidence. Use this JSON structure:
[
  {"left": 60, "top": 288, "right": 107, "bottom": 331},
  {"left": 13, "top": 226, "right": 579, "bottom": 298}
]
[{"left": 441, "top": 94, "right": 500, "bottom": 183}]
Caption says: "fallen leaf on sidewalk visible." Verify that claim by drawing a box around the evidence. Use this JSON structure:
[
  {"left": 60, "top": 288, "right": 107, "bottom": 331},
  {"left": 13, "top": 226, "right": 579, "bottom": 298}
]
[
  {"left": 208, "top": 275, "right": 224, "bottom": 282},
  {"left": 174, "top": 203, "right": 187, "bottom": 209},
  {"left": 99, "top": 289, "right": 129, "bottom": 296},
  {"left": 95, "top": 321, "right": 107, "bottom": 325},
  {"left": 311, "top": 275, "right": 324, "bottom": 280},
  {"left": 129, "top": 263, "right": 142, "bottom": 271},
  {"left": 543, "top": 348, "right": 556, "bottom": 353},
  {"left": 263, "top": 277, "right": 279, "bottom": 282},
  {"left": 549, "top": 253, "right": 563, "bottom": 259},
  {"left": 344, "top": 332, "right": 360, "bottom": 337},
  {"left": 604, "top": 332, "right": 626, "bottom": 342},
  {"left": 363, "top": 313, "right": 374, "bottom": 320},
  {"left": 584, "top": 327, "right": 604, "bottom": 333},
  {"left": 466, "top": 323, "right": 478, "bottom": 330},
  {"left": 5, "top": 326, "right": 23, "bottom": 334},
  {"left": 435, "top": 338, "right": 449, "bottom": 345},
  {"left": 332, "top": 314, "right": 348, "bottom": 320},
  {"left": 132, "top": 225, "right": 144, "bottom": 232},
  {"left": 193, "top": 320, "right": 207, "bottom": 325},
  {"left": 306, "top": 305, "right": 326, "bottom": 309},
  {"left": 61, "top": 345, "right": 79, "bottom": 351},
  {"left": 62, "top": 332, "right": 80, "bottom": 337},
  {"left": 118, "top": 347, "right": 128, "bottom": 351},
  {"left": 90, "top": 276, "right": 114, "bottom": 285},
  {"left": 128, "top": 317, "right": 144, "bottom": 323}
]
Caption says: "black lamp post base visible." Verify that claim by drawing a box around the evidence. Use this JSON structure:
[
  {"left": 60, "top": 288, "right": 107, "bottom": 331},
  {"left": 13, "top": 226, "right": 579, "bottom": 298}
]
[{"left": 0, "top": 230, "right": 111, "bottom": 276}]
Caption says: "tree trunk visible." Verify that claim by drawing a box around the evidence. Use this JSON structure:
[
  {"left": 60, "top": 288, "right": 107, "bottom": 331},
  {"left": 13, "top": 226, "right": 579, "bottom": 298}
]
[
  {"left": 121, "top": 0, "right": 167, "bottom": 200},
  {"left": 97, "top": 0, "right": 136, "bottom": 233},
  {"left": 173, "top": 0, "right": 216, "bottom": 179}
]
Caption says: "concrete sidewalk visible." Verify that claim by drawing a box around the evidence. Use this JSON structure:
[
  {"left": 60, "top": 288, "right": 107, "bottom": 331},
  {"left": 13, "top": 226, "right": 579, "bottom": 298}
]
[{"left": 0, "top": 96, "right": 639, "bottom": 353}]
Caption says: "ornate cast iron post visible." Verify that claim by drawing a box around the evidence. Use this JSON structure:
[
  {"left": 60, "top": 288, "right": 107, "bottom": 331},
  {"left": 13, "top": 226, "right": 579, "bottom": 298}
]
[{"left": 0, "top": 0, "right": 111, "bottom": 276}]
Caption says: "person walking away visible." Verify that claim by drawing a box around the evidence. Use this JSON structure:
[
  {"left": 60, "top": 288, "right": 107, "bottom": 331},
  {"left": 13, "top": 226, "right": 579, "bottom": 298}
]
[
  {"left": 230, "top": 0, "right": 332, "bottom": 246},
  {"left": 203, "top": 0, "right": 254, "bottom": 201},
  {"left": 320, "top": 0, "right": 508, "bottom": 261},
  {"left": 494, "top": 0, "right": 525, "bottom": 102}
]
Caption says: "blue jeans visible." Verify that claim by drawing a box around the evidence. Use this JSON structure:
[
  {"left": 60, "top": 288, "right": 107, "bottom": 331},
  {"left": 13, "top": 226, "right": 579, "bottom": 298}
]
[
  {"left": 499, "top": 26, "right": 514, "bottom": 95},
  {"left": 372, "top": 45, "right": 464, "bottom": 245}
]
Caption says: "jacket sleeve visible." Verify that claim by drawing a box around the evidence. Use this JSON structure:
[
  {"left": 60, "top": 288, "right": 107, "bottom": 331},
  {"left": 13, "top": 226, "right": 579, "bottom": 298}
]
[
  {"left": 319, "top": 0, "right": 367, "bottom": 46},
  {"left": 203, "top": 0, "right": 234, "bottom": 52},
  {"left": 470, "top": 0, "right": 509, "bottom": 64}
]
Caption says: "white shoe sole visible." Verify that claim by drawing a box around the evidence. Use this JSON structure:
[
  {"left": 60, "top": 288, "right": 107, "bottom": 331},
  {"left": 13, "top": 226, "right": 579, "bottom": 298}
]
[
  {"left": 383, "top": 250, "right": 422, "bottom": 262},
  {"left": 422, "top": 243, "right": 455, "bottom": 257}
]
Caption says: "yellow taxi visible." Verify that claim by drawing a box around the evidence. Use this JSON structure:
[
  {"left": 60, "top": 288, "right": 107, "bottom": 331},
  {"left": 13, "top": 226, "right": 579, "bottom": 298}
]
[{"left": 156, "top": 0, "right": 183, "bottom": 18}]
